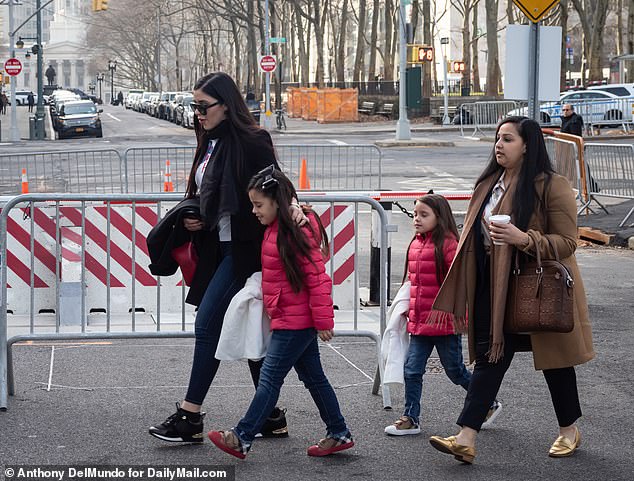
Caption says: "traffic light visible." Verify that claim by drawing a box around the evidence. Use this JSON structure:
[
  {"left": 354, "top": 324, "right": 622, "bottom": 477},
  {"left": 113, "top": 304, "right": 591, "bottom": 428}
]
[
  {"left": 407, "top": 45, "right": 433, "bottom": 64},
  {"left": 93, "top": 0, "right": 108, "bottom": 11},
  {"left": 451, "top": 61, "right": 465, "bottom": 73}
]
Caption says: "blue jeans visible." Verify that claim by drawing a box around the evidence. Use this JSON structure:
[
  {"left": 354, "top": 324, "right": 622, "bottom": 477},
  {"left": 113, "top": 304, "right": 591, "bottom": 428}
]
[
  {"left": 234, "top": 328, "right": 350, "bottom": 450},
  {"left": 403, "top": 334, "right": 471, "bottom": 424},
  {"left": 184, "top": 242, "right": 261, "bottom": 405}
]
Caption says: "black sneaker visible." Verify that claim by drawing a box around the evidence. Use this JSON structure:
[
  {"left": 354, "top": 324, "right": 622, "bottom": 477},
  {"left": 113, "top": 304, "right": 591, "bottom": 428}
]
[
  {"left": 256, "top": 407, "right": 289, "bottom": 438},
  {"left": 149, "top": 402, "right": 206, "bottom": 443}
]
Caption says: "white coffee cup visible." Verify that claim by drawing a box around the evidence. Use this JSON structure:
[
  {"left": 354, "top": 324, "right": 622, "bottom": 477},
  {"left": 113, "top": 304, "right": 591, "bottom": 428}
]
[{"left": 489, "top": 214, "right": 511, "bottom": 245}]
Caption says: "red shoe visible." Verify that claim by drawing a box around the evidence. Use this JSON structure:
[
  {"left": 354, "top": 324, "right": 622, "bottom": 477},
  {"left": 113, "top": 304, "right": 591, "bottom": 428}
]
[
  {"left": 208, "top": 430, "right": 247, "bottom": 460},
  {"left": 307, "top": 437, "right": 354, "bottom": 457}
]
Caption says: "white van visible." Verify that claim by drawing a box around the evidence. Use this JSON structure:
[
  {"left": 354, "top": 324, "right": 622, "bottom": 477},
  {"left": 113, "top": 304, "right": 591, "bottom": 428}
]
[{"left": 588, "top": 83, "right": 634, "bottom": 97}]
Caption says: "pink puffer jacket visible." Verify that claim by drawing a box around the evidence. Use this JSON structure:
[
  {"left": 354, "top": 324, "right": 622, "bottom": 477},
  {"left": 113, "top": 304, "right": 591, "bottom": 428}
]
[
  {"left": 261, "top": 213, "right": 334, "bottom": 331},
  {"left": 407, "top": 232, "right": 458, "bottom": 336}
]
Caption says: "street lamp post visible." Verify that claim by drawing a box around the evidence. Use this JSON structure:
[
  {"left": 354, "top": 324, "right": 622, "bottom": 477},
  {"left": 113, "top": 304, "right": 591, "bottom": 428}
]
[
  {"left": 396, "top": 0, "right": 411, "bottom": 140},
  {"left": 108, "top": 60, "right": 117, "bottom": 105},
  {"left": 96, "top": 73, "right": 105, "bottom": 103}
]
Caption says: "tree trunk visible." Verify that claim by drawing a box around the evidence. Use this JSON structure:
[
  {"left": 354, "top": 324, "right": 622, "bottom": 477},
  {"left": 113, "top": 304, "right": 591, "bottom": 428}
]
[
  {"left": 617, "top": 0, "right": 624, "bottom": 56},
  {"left": 485, "top": 0, "right": 500, "bottom": 96},
  {"left": 625, "top": 0, "right": 634, "bottom": 82},
  {"left": 571, "top": 0, "right": 610, "bottom": 83},
  {"left": 560, "top": 0, "right": 569, "bottom": 91},
  {"left": 247, "top": 0, "right": 257, "bottom": 93},
  {"left": 506, "top": 0, "right": 515, "bottom": 24},
  {"left": 472, "top": 4, "right": 481, "bottom": 93},
  {"left": 422, "top": 0, "right": 432, "bottom": 98},
  {"left": 411, "top": 0, "right": 420, "bottom": 41},
  {"left": 353, "top": 0, "right": 367, "bottom": 82},
  {"left": 312, "top": 0, "right": 328, "bottom": 87},
  {"left": 336, "top": 0, "right": 349, "bottom": 84},
  {"left": 462, "top": 2, "right": 473, "bottom": 94},
  {"left": 384, "top": 0, "right": 395, "bottom": 80},
  {"left": 368, "top": 0, "right": 380, "bottom": 81},
  {"left": 230, "top": 17, "right": 241, "bottom": 89},
  {"left": 293, "top": 3, "right": 309, "bottom": 85}
]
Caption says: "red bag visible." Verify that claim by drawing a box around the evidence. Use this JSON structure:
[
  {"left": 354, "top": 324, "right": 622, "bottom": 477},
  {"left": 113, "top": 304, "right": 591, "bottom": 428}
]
[{"left": 171, "top": 241, "right": 199, "bottom": 286}]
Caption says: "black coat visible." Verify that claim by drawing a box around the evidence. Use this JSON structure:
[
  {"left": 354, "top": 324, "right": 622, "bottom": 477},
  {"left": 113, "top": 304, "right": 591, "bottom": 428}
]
[
  {"left": 191, "top": 128, "right": 278, "bottom": 304},
  {"left": 561, "top": 112, "right": 583, "bottom": 136},
  {"left": 146, "top": 198, "right": 218, "bottom": 306}
]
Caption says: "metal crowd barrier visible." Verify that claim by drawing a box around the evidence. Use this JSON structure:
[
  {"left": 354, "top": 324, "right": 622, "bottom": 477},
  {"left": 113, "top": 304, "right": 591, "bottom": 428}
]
[
  {"left": 458, "top": 100, "right": 520, "bottom": 137},
  {"left": 0, "top": 149, "right": 125, "bottom": 195},
  {"left": 573, "top": 98, "right": 634, "bottom": 133},
  {"left": 0, "top": 144, "right": 383, "bottom": 196},
  {"left": 583, "top": 143, "right": 634, "bottom": 226},
  {"left": 544, "top": 137, "right": 582, "bottom": 198},
  {"left": 123, "top": 144, "right": 383, "bottom": 192},
  {"left": 0, "top": 193, "right": 393, "bottom": 410}
]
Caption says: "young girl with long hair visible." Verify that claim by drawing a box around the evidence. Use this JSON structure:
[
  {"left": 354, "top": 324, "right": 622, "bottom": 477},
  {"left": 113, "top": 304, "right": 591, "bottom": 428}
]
[
  {"left": 208, "top": 166, "right": 354, "bottom": 459},
  {"left": 384, "top": 195, "right": 501, "bottom": 436}
]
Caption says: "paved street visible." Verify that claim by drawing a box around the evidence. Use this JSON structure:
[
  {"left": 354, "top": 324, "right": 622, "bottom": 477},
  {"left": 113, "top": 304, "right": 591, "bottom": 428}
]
[
  {"left": 2, "top": 104, "right": 634, "bottom": 481},
  {"left": 1, "top": 247, "right": 633, "bottom": 481}
]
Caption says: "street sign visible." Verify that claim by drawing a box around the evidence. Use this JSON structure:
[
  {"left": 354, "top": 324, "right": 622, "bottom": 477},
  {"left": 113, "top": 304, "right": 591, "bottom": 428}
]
[
  {"left": 270, "top": 37, "right": 286, "bottom": 44},
  {"left": 259, "top": 55, "right": 277, "bottom": 73},
  {"left": 4, "top": 58, "right": 22, "bottom": 76},
  {"left": 513, "top": 0, "right": 560, "bottom": 23}
]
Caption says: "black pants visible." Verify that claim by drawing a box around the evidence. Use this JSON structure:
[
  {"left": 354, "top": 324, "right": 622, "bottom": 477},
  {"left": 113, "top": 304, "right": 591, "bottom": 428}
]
[{"left": 457, "top": 254, "right": 582, "bottom": 431}]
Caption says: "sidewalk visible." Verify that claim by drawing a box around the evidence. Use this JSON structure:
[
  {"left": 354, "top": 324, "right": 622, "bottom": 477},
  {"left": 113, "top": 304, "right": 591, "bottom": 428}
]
[{"left": 0, "top": 105, "right": 51, "bottom": 143}]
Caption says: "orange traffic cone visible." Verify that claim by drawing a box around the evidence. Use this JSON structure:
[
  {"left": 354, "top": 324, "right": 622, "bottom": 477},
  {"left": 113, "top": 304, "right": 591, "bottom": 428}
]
[
  {"left": 163, "top": 160, "right": 174, "bottom": 192},
  {"left": 299, "top": 158, "right": 310, "bottom": 190},
  {"left": 21, "top": 168, "right": 29, "bottom": 194}
]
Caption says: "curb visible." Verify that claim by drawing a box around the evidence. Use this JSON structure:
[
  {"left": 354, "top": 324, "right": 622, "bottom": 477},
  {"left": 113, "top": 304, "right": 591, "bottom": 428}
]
[{"left": 374, "top": 139, "right": 456, "bottom": 147}]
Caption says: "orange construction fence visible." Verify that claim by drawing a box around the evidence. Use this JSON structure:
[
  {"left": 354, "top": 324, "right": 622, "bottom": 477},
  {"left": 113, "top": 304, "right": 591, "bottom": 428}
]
[{"left": 287, "top": 88, "right": 359, "bottom": 123}]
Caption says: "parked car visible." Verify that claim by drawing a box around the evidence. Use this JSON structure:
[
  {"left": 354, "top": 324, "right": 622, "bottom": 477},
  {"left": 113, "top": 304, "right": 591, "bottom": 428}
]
[
  {"left": 157, "top": 92, "right": 178, "bottom": 120},
  {"left": 56, "top": 100, "right": 103, "bottom": 139},
  {"left": 125, "top": 92, "right": 142, "bottom": 110},
  {"left": 588, "top": 83, "right": 634, "bottom": 97},
  {"left": 184, "top": 101, "right": 195, "bottom": 129},
  {"left": 138, "top": 91, "right": 158, "bottom": 113},
  {"left": 166, "top": 92, "right": 188, "bottom": 122},
  {"left": 174, "top": 94, "right": 193, "bottom": 126},
  {"left": 506, "top": 89, "right": 630, "bottom": 126},
  {"left": 14, "top": 90, "right": 38, "bottom": 105}
]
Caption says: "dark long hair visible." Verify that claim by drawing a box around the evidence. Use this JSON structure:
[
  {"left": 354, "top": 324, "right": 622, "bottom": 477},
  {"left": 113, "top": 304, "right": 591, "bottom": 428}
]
[
  {"left": 185, "top": 72, "right": 269, "bottom": 198},
  {"left": 403, "top": 194, "right": 460, "bottom": 286},
  {"left": 248, "top": 168, "right": 329, "bottom": 293},
  {"left": 476, "top": 116, "right": 554, "bottom": 230}
]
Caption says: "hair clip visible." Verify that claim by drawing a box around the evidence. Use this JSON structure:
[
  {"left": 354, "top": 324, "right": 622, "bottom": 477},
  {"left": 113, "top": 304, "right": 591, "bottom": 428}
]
[{"left": 259, "top": 164, "right": 278, "bottom": 190}]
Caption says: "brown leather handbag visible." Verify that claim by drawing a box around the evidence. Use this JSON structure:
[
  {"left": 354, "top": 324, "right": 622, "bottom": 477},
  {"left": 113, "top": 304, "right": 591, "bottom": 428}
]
[{"left": 505, "top": 232, "right": 575, "bottom": 334}]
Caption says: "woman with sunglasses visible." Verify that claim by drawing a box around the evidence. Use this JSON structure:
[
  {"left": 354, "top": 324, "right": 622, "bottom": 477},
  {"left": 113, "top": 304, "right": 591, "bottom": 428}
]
[{"left": 149, "top": 72, "right": 301, "bottom": 444}]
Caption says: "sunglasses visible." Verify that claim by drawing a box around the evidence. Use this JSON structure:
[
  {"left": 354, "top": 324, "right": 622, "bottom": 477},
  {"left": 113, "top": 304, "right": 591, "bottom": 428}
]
[{"left": 191, "top": 101, "right": 220, "bottom": 115}]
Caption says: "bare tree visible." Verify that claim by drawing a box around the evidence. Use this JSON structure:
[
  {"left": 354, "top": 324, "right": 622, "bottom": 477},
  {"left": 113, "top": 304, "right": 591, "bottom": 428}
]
[
  {"left": 451, "top": 1, "right": 479, "bottom": 95},
  {"left": 383, "top": 0, "right": 397, "bottom": 81},
  {"left": 472, "top": 6, "right": 481, "bottom": 92},
  {"left": 571, "top": 0, "right": 610, "bottom": 83},
  {"left": 368, "top": 0, "right": 381, "bottom": 81},
  {"left": 352, "top": 0, "right": 367, "bottom": 82},
  {"left": 485, "top": 0, "right": 501, "bottom": 95}
]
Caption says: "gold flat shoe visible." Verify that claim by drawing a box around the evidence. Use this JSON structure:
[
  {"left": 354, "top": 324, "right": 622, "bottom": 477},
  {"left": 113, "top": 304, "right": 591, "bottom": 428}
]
[
  {"left": 429, "top": 435, "right": 476, "bottom": 464},
  {"left": 548, "top": 427, "right": 581, "bottom": 458}
]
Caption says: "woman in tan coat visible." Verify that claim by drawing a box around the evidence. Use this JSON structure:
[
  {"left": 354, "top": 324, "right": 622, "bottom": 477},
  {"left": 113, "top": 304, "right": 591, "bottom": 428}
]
[{"left": 428, "top": 117, "right": 594, "bottom": 464}]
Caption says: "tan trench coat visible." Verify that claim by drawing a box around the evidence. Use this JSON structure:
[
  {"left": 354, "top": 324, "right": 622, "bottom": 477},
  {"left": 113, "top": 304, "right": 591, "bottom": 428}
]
[{"left": 433, "top": 172, "right": 595, "bottom": 370}]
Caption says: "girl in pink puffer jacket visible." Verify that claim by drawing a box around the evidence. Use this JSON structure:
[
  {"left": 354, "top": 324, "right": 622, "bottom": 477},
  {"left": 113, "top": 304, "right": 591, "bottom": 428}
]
[
  {"left": 384, "top": 194, "right": 502, "bottom": 436},
  {"left": 209, "top": 166, "right": 353, "bottom": 460}
]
